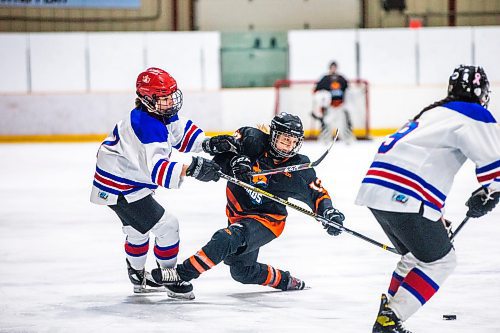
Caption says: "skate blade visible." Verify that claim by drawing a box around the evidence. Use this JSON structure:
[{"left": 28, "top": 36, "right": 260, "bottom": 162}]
[
  {"left": 133, "top": 286, "right": 167, "bottom": 294},
  {"left": 285, "top": 285, "right": 311, "bottom": 291},
  {"left": 166, "top": 290, "right": 195, "bottom": 300}
]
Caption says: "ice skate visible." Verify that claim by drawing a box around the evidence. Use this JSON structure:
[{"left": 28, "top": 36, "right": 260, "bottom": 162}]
[
  {"left": 151, "top": 266, "right": 182, "bottom": 284},
  {"left": 372, "top": 294, "right": 412, "bottom": 333},
  {"left": 126, "top": 259, "right": 165, "bottom": 294},
  {"left": 282, "top": 272, "right": 306, "bottom": 291},
  {"left": 165, "top": 281, "right": 195, "bottom": 300},
  {"left": 151, "top": 266, "right": 195, "bottom": 299}
]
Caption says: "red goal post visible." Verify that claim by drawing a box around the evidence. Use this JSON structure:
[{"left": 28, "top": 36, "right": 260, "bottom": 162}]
[{"left": 273, "top": 79, "right": 370, "bottom": 140}]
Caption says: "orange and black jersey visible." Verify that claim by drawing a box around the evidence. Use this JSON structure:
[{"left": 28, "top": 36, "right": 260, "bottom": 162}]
[
  {"left": 314, "top": 74, "right": 348, "bottom": 106},
  {"left": 213, "top": 127, "right": 334, "bottom": 237}
]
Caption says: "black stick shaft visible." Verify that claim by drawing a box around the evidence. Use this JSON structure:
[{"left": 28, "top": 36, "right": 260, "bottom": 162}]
[
  {"left": 450, "top": 216, "right": 470, "bottom": 241},
  {"left": 219, "top": 171, "right": 399, "bottom": 254}
]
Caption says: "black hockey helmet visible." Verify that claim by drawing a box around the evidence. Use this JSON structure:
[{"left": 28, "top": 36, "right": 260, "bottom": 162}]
[
  {"left": 269, "top": 112, "right": 304, "bottom": 159},
  {"left": 448, "top": 65, "right": 490, "bottom": 107}
]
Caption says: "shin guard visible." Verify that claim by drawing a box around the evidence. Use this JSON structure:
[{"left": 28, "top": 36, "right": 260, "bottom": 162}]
[{"left": 389, "top": 249, "right": 457, "bottom": 321}]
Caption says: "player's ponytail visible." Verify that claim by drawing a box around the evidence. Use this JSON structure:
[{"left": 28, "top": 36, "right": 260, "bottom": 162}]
[
  {"left": 257, "top": 123, "right": 270, "bottom": 134},
  {"left": 412, "top": 96, "right": 456, "bottom": 121}
]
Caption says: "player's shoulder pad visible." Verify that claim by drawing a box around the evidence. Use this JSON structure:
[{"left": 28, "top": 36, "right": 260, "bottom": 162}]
[
  {"left": 130, "top": 108, "right": 169, "bottom": 144},
  {"left": 292, "top": 153, "right": 311, "bottom": 164},
  {"left": 291, "top": 154, "right": 316, "bottom": 181},
  {"left": 237, "top": 126, "right": 269, "bottom": 158},
  {"left": 443, "top": 101, "right": 497, "bottom": 124}
]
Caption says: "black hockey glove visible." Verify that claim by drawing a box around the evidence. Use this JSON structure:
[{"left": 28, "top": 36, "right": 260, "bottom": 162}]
[
  {"left": 202, "top": 135, "right": 239, "bottom": 155},
  {"left": 230, "top": 155, "right": 252, "bottom": 183},
  {"left": 186, "top": 156, "right": 220, "bottom": 182},
  {"left": 320, "top": 207, "right": 345, "bottom": 236},
  {"left": 465, "top": 187, "right": 500, "bottom": 218}
]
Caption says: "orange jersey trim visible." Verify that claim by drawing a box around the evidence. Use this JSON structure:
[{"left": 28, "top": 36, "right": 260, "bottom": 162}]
[
  {"left": 195, "top": 250, "right": 215, "bottom": 268},
  {"left": 262, "top": 265, "right": 273, "bottom": 286},
  {"left": 189, "top": 255, "right": 205, "bottom": 274},
  {"left": 271, "top": 270, "right": 282, "bottom": 288},
  {"left": 225, "top": 188, "right": 286, "bottom": 237},
  {"left": 262, "top": 265, "right": 282, "bottom": 288},
  {"left": 315, "top": 193, "right": 331, "bottom": 211},
  {"left": 228, "top": 213, "right": 286, "bottom": 237},
  {"left": 226, "top": 187, "right": 243, "bottom": 212}
]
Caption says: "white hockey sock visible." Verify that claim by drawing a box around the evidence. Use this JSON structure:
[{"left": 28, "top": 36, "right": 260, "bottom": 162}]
[
  {"left": 388, "top": 253, "right": 418, "bottom": 300},
  {"left": 124, "top": 238, "right": 149, "bottom": 270},
  {"left": 389, "top": 249, "right": 457, "bottom": 321},
  {"left": 151, "top": 211, "right": 180, "bottom": 268},
  {"left": 154, "top": 240, "right": 179, "bottom": 268},
  {"left": 122, "top": 225, "right": 150, "bottom": 270}
]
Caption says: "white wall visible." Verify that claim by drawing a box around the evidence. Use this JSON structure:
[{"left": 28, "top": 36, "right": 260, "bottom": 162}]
[
  {"left": 0, "top": 90, "right": 273, "bottom": 135},
  {"left": 88, "top": 32, "right": 145, "bottom": 91},
  {"left": 358, "top": 28, "right": 417, "bottom": 85},
  {"left": 287, "top": 26, "right": 500, "bottom": 84},
  {"left": 288, "top": 29, "right": 357, "bottom": 81},
  {"left": 1, "top": 85, "right": 498, "bottom": 136},
  {"left": 474, "top": 27, "right": 500, "bottom": 83},
  {"left": 0, "top": 31, "right": 221, "bottom": 94},
  {"left": 417, "top": 27, "right": 473, "bottom": 84},
  {"left": 29, "top": 33, "right": 88, "bottom": 93},
  {"left": 1, "top": 27, "right": 499, "bottom": 137},
  {"left": 2, "top": 26, "right": 499, "bottom": 92},
  {"left": 0, "top": 33, "right": 29, "bottom": 93}
]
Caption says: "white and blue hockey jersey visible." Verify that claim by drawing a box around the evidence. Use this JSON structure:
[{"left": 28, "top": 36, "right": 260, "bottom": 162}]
[
  {"left": 90, "top": 107, "right": 205, "bottom": 205},
  {"left": 355, "top": 101, "right": 500, "bottom": 221}
]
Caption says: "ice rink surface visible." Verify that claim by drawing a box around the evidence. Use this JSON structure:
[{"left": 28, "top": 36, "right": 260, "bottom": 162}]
[{"left": 0, "top": 140, "right": 499, "bottom": 333}]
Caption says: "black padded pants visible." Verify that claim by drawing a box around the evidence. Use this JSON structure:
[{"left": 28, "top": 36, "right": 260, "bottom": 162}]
[{"left": 177, "top": 218, "right": 289, "bottom": 289}]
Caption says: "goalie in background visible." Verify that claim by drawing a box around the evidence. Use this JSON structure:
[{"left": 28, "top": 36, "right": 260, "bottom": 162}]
[
  {"left": 312, "top": 61, "right": 356, "bottom": 144},
  {"left": 356, "top": 65, "right": 499, "bottom": 333}
]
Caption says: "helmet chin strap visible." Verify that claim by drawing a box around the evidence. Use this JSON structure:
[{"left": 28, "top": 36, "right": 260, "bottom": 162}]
[
  {"left": 268, "top": 148, "right": 286, "bottom": 160},
  {"left": 481, "top": 91, "right": 491, "bottom": 108}
]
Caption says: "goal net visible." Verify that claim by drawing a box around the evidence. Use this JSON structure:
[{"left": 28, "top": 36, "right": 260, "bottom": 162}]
[{"left": 273, "top": 79, "right": 370, "bottom": 140}]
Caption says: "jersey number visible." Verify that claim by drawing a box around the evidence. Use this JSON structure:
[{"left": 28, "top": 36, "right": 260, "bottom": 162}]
[
  {"left": 102, "top": 125, "right": 120, "bottom": 146},
  {"left": 378, "top": 121, "right": 418, "bottom": 154}
]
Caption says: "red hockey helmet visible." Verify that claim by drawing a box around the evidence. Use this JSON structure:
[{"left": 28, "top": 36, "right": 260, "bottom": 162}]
[{"left": 136, "top": 67, "right": 183, "bottom": 117}]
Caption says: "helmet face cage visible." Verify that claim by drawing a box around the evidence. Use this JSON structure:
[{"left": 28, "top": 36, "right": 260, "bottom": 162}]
[
  {"left": 137, "top": 89, "right": 183, "bottom": 117},
  {"left": 448, "top": 65, "right": 490, "bottom": 107},
  {"left": 270, "top": 129, "right": 304, "bottom": 158},
  {"left": 269, "top": 113, "right": 304, "bottom": 158},
  {"left": 139, "top": 89, "right": 183, "bottom": 118}
]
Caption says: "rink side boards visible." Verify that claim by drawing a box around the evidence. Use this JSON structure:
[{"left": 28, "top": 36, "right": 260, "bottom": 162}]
[{"left": 0, "top": 129, "right": 397, "bottom": 143}]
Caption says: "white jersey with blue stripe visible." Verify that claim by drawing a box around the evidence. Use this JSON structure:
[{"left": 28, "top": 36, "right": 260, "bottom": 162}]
[
  {"left": 355, "top": 101, "right": 500, "bottom": 221},
  {"left": 90, "top": 107, "right": 205, "bottom": 205}
]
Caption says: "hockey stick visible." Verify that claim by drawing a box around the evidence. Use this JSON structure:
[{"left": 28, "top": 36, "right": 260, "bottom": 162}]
[
  {"left": 449, "top": 189, "right": 498, "bottom": 241},
  {"left": 449, "top": 216, "right": 470, "bottom": 241},
  {"left": 218, "top": 171, "right": 399, "bottom": 254},
  {"left": 249, "top": 129, "right": 339, "bottom": 177}
]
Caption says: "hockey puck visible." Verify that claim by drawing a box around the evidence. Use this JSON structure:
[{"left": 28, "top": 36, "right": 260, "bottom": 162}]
[{"left": 442, "top": 314, "right": 457, "bottom": 320}]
